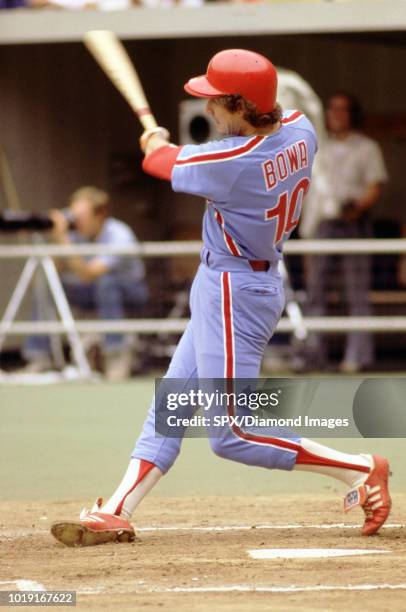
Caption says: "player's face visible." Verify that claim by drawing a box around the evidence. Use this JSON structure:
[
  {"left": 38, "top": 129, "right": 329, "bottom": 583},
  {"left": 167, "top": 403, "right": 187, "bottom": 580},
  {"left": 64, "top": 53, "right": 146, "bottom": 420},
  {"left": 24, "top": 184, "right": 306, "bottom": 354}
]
[
  {"left": 205, "top": 99, "right": 244, "bottom": 135},
  {"left": 326, "top": 95, "right": 351, "bottom": 134},
  {"left": 70, "top": 199, "right": 104, "bottom": 239}
]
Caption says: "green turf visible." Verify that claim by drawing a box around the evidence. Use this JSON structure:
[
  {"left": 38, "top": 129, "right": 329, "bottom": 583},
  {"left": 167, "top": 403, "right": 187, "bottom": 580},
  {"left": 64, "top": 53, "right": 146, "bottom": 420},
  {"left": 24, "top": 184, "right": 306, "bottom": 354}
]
[{"left": 0, "top": 380, "right": 404, "bottom": 501}]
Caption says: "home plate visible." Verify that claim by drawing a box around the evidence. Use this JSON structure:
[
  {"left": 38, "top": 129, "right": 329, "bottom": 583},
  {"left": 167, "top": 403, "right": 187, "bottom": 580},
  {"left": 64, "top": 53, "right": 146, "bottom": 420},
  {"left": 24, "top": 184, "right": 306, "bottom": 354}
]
[{"left": 248, "top": 548, "right": 390, "bottom": 560}]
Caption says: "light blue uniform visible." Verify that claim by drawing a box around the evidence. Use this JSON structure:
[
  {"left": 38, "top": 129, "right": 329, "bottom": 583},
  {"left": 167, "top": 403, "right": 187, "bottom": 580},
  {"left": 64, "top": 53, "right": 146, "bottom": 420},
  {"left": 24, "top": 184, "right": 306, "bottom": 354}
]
[{"left": 134, "top": 110, "right": 317, "bottom": 474}]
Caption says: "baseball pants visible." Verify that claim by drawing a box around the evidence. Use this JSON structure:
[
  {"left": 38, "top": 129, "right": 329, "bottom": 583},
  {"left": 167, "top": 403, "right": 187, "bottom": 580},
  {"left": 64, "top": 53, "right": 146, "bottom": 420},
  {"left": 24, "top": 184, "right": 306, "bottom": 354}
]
[{"left": 133, "top": 251, "right": 301, "bottom": 474}]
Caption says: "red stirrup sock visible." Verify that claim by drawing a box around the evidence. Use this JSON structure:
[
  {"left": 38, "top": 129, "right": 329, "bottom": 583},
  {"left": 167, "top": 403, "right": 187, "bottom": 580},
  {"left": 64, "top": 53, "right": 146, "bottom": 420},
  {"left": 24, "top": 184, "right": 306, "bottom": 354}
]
[
  {"left": 294, "top": 438, "right": 372, "bottom": 487},
  {"left": 101, "top": 458, "right": 162, "bottom": 519}
]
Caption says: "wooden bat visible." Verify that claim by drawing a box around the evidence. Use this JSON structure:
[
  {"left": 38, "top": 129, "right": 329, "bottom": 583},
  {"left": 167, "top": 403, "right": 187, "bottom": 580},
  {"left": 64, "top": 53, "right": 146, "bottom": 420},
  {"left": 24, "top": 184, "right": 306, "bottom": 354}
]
[{"left": 83, "top": 30, "right": 158, "bottom": 131}]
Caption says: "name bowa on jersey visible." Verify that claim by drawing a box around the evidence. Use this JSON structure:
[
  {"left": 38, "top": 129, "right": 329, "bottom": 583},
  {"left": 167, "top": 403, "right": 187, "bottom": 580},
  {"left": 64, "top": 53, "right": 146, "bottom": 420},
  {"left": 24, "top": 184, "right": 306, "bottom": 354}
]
[
  {"left": 262, "top": 140, "right": 309, "bottom": 191},
  {"left": 263, "top": 139, "right": 311, "bottom": 245}
]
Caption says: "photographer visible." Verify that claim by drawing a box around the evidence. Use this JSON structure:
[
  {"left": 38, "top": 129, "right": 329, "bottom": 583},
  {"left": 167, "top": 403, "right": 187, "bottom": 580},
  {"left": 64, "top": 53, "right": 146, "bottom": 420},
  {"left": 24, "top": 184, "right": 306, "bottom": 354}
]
[
  {"left": 23, "top": 186, "right": 148, "bottom": 380},
  {"left": 305, "top": 92, "right": 388, "bottom": 373}
]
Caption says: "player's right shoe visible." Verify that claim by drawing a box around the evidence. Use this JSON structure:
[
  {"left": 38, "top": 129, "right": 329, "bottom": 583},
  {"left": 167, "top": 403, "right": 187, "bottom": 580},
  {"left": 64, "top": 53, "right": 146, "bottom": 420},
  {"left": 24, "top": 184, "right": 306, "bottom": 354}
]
[
  {"left": 50, "top": 498, "right": 135, "bottom": 547},
  {"left": 344, "top": 455, "right": 392, "bottom": 536}
]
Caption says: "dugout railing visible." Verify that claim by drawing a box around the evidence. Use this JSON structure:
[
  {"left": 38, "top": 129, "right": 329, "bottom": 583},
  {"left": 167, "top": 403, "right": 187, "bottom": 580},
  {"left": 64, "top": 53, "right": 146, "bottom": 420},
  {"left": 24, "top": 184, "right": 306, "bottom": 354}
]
[{"left": 1, "top": 238, "right": 406, "bottom": 338}]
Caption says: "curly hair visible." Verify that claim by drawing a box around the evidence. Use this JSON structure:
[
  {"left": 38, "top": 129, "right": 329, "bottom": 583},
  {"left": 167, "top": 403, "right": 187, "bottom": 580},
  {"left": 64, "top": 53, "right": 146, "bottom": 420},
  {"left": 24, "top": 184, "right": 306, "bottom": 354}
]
[{"left": 214, "top": 94, "right": 282, "bottom": 128}]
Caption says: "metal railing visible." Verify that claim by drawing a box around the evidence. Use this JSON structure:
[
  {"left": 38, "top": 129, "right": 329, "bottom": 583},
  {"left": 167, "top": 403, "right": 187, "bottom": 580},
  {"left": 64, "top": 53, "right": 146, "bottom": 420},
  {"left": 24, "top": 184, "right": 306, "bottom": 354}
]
[
  {"left": 1, "top": 238, "right": 405, "bottom": 337},
  {"left": 1, "top": 238, "right": 406, "bottom": 258}
]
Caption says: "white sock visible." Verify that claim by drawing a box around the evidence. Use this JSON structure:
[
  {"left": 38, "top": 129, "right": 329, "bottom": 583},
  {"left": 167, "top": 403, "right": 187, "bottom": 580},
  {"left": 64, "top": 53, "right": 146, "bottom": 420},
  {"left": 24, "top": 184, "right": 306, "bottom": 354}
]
[
  {"left": 101, "top": 458, "right": 162, "bottom": 520},
  {"left": 294, "top": 438, "right": 372, "bottom": 488}
]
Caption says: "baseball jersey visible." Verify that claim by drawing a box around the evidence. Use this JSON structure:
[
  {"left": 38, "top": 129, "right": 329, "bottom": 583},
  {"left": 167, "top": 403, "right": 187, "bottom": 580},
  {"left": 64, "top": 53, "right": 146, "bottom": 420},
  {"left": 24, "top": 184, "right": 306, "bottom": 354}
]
[{"left": 172, "top": 110, "right": 317, "bottom": 263}]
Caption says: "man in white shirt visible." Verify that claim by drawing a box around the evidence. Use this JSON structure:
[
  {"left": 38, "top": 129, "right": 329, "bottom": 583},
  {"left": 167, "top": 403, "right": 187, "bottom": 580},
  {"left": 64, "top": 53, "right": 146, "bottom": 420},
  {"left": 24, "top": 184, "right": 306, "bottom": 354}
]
[{"left": 306, "top": 93, "right": 388, "bottom": 373}]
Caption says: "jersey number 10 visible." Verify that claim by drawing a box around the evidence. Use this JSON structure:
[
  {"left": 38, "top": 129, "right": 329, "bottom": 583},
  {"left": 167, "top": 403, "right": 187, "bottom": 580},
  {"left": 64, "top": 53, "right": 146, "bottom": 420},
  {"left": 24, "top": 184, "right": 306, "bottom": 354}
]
[{"left": 265, "top": 177, "right": 310, "bottom": 245}]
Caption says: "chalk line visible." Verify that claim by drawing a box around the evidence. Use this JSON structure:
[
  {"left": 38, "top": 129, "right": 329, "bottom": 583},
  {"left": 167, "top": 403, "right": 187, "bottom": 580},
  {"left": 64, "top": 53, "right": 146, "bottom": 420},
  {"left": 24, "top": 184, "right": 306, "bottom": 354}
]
[
  {"left": 137, "top": 522, "right": 405, "bottom": 532},
  {"left": 248, "top": 548, "right": 389, "bottom": 559},
  {"left": 0, "top": 580, "right": 46, "bottom": 591},
  {"left": 1, "top": 523, "right": 405, "bottom": 539},
  {"left": 140, "top": 583, "right": 406, "bottom": 594}
]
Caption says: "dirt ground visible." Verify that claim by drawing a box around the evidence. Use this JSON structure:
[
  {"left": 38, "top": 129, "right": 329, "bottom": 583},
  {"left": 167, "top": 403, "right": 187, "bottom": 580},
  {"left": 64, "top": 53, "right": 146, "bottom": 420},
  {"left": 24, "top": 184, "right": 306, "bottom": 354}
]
[{"left": 1, "top": 494, "right": 406, "bottom": 611}]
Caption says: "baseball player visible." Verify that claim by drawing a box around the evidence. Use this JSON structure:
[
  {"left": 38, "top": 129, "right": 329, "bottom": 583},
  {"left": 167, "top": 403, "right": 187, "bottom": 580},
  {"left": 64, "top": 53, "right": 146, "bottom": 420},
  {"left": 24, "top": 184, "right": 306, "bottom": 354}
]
[{"left": 51, "top": 50, "right": 391, "bottom": 547}]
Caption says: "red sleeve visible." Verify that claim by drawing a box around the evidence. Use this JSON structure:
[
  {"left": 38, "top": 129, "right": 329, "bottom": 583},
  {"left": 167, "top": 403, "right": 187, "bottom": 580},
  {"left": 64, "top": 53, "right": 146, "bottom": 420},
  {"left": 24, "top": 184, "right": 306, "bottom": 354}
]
[{"left": 142, "top": 145, "right": 183, "bottom": 181}]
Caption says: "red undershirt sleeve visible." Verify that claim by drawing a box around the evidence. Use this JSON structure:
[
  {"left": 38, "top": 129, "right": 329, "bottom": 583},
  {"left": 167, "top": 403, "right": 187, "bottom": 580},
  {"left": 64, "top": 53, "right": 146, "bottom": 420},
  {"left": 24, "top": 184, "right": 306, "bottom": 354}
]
[{"left": 142, "top": 145, "right": 183, "bottom": 181}]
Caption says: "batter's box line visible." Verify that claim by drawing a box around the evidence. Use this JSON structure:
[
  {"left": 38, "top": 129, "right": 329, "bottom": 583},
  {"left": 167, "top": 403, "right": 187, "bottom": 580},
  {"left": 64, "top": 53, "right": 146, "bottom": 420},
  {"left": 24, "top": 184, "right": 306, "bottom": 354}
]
[
  {"left": 1, "top": 523, "right": 405, "bottom": 538},
  {"left": 0, "top": 580, "right": 105, "bottom": 596},
  {"left": 136, "top": 523, "right": 405, "bottom": 532},
  {"left": 137, "top": 583, "right": 406, "bottom": 594},
  {"left": 0, "top": 580, "right": 46, "bottom": 591}
]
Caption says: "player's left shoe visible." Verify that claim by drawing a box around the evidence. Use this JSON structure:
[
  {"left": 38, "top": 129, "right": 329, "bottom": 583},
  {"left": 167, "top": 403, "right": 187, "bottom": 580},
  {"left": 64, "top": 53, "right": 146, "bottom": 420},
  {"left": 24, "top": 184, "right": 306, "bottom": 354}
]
[
  {"left": 344, "top": 455, "right": 392, "bottom": 536},
  {"left": 51, "top": 498, "right": 135, "bottom": 547}
]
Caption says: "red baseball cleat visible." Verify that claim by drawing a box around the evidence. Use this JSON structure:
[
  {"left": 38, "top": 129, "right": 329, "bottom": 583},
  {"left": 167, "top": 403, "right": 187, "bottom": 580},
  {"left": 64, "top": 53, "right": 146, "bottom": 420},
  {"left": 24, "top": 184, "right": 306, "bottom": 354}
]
[
  {"left": 344, "top": 455, "right": 392, "bottom": 536},
  {"left": 51, "top": 498, "right": 135, "bottom": 547}
]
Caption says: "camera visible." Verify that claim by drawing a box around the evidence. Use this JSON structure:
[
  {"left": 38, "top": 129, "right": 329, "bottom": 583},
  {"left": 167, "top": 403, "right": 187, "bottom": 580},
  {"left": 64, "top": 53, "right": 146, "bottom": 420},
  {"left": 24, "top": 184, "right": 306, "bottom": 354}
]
[{"left": 0, "top": 209, "right": 76, "bottom": 234}]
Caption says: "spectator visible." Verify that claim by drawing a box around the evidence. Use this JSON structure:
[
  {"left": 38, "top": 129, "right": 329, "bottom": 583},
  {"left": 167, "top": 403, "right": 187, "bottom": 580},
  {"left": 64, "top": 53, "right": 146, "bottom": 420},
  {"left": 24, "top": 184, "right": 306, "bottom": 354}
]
[
  {"left": 23, "top": 186, "right": 148, "bottom": 380},
  {"left": 305, "top": 92, "right": 388, "bottom": 373}
]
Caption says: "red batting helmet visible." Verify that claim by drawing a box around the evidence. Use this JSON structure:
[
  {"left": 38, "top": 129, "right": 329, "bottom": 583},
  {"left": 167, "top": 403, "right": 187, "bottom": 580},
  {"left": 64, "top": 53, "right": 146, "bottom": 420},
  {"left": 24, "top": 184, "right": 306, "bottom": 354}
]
[{"left": 184, "top": 49, "right": 278, "bottom": 114}]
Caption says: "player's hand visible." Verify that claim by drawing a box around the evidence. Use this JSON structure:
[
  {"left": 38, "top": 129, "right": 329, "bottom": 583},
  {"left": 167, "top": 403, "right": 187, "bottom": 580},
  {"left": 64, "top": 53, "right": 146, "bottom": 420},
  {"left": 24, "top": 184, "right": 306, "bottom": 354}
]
[
  {"left": 140, "top": 127, "right": 170, "bottom": 156},
  {"left": 49, "top": 209, "right": 69, "bottom": 243},
  {"left": 341, "top": 201, "right": 363, "bottom": 223}
]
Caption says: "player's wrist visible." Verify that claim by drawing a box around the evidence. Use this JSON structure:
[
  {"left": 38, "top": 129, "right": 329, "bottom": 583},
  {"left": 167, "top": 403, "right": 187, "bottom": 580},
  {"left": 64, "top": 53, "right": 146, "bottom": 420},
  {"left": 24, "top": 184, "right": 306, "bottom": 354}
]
[
  {"left": 140, "top": 127, "right": 170, "bottom": 154},
  {"left": 145, "top": 137, "right": 171, "bottom": 157}
]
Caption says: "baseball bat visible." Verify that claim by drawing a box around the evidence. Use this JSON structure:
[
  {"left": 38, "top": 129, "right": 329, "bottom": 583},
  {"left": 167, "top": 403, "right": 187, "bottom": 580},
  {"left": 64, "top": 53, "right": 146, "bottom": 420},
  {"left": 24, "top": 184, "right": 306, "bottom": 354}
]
[{"left": 83, "top": 30, "right": 158, "bottom": 131}]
